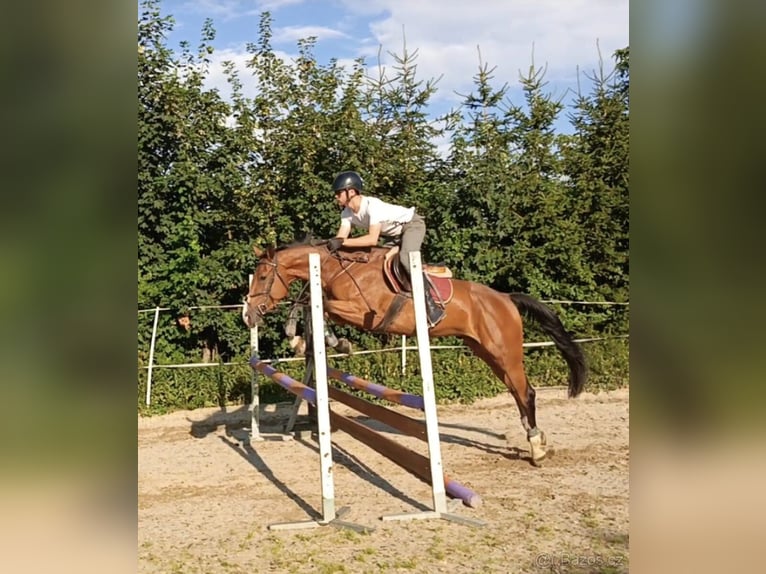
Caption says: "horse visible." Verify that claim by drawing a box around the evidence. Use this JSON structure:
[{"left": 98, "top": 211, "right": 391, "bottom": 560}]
[{"left": 242, "top": 237, "right": 587, "bottom": 465}]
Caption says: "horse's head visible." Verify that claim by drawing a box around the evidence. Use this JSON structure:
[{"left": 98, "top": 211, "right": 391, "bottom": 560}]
[{"left": 242, "top": 245, "right": 293, "bottom": 328}]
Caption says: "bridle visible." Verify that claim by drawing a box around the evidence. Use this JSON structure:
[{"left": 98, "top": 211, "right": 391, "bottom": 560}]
[{"left": 247, "top": 252, "right": 297, "bottom": 317}]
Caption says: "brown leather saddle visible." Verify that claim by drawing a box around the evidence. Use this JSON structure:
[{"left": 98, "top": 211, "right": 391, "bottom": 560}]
[{"left": 382, "top": 246, "right": 454, "bottom": 305}]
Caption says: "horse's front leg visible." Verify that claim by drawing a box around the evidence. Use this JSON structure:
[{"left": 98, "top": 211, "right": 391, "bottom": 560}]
[
  {"left": 290, "top": 299, "right": 366, "bottom": 356},
  {"left": 318, "top": 310, "right": 353, "bottom": 355},
  {"left": 291, "top": 320, "right": 352, "bottom": 356}
]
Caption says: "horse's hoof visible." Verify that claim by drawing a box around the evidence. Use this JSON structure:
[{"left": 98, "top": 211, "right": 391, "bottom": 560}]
[
  {"left": 335, "top": 338, "right": 352, "bottom": 355},
  {"left": 528, "top": 433, "right": 547, "bottom": 465},
  {"left": 289, "top": 336, "right": 305, "bottom": 356},
  {"left": 531, "top": 446, "right": 556, "bottom": 466},
  {"left": 295, "top": 341, "right": 306, "bottom": 356},
  {"left": 531, "top": 454, "right": 546, "bottom": 467}
]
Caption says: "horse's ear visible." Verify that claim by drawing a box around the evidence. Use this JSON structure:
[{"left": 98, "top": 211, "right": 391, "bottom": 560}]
[{"left": 252, "top": 244, "right": 264, "bottom": 258}]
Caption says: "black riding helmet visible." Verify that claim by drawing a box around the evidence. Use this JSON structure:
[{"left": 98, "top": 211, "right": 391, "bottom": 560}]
[{"left": 332, "top": 171, "right": 363, "bottom": 194}]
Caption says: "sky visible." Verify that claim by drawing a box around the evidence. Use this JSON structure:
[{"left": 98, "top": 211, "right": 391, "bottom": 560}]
[{"left": 153, "top": 0, "right": 629, "bottom": 134}]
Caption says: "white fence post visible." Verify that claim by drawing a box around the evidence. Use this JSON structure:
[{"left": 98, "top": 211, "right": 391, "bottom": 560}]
[
  {"left": 247, "top": 274, "right": 261, "bottom": 441},
  {"left": 401, "top": 335, "right": 407, "bottom": 375},
  {"left": 408, "top": 252, "right": 448, "bottom": 515},
  {"left": 308, "top": 253, "right": 336, "bottom": 522},
  {"left": 145, "top": 306, "right": 161, "bottom": 406}
]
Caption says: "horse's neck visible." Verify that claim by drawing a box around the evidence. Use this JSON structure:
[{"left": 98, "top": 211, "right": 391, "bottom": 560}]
[
  {"left": 285, "top": 246, "right": 386, "bottom": 285},
  {"left": 285, "top": 247, "right": 343, "bottom": 283},
  {"left": 284, "top": 247, "right": 317, "bottom": 280}
]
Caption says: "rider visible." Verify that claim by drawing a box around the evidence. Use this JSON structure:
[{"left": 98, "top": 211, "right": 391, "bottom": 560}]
[{"left": 327, "top": 170, "right": 445, "bottom": 327}]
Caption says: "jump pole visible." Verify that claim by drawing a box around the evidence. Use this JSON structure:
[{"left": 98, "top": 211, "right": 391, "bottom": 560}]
[
  {"left": 250, "top": 358, "right": 482, "bottom": 511},
  {"left": 380, "top": 251, "right": 459, "bottom": 522},
  {"left": 245, "top": 274, "right": 291, "bottom": 443},
  {"left": 247, "top": 274, "right": 262, "bottom": 441},
  {"left": 323, "top": 372, "right": 484, "bottom": 508},
  {"left": 327, "top": 368, "right": 425, "bottom": 410}
]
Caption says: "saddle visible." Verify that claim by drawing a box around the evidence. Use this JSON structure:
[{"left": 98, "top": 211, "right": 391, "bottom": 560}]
[{"left": 382, "top": 246, "right": 454, "bottom": 305}]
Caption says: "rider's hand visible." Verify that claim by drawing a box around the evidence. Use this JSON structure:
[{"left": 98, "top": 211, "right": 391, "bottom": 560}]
[{"left": 327, "top": 237, "right": 344, "bottom": 252}]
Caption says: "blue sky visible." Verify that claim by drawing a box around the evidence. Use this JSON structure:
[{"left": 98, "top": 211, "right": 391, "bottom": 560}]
[{"left": 154, "top": 0, "right": 629, "bottom": 134}]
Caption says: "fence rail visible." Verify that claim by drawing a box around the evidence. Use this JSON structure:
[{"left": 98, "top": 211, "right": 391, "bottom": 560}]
[
  {"left": 137, "top": 300, "right": 629, "bottom": 314},
  {"left": 139, "top": 336, "right": 628, "bottom": 370},
  {"left": 138, "top": 297, "right": 628, "bottom": 406}
]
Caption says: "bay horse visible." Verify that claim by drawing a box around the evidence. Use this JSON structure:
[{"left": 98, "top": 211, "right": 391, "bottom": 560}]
[{"left": 242, "top": 238, "right": 587, "bottom": 464}]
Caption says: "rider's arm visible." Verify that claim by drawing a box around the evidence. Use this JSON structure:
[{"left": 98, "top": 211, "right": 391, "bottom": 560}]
[
  {"left": 335, "top": 220, "right": 351, "bottom": 239},
  {"left": 341, "top": 223, "right": 381, "bottom": 247}
]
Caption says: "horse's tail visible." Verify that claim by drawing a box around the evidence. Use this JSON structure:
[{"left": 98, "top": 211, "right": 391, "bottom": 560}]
[{"left": 510, "top": 293, "right": 587, "bottom": 398}]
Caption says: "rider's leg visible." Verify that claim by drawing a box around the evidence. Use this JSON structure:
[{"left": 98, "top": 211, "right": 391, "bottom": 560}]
[{"left": 399, "top": 216, "right": 445, "bottom": 327}]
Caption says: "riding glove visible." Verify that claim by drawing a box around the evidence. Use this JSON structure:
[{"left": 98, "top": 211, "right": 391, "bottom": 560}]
[{"left": 327, "top": 237, "right": 344, "bottom": 252}]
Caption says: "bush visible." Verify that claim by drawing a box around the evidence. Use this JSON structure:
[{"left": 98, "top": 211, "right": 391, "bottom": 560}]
[{"left": 137, "top": 337, "right": 628, "bottom": 415}]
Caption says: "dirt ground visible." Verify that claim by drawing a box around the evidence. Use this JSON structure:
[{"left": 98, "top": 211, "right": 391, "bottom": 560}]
[{"left": 138, "top": 386, "right": 629, "bottom": 573}]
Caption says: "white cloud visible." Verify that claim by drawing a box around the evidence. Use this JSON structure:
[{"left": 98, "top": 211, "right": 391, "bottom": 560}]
[
  {"left": 201, "top": 45, "right": 301, "bottom": 102},
  {"left": 201, "top": 46, "right": 258, "bottom": 100},
  {"left": 172, "top": 0, "right": 627, "bottom": 132},
  {"left": 272, "top": 25, "right": 349, "bottom": 44},
  {"left": 252, "top": 0, "right": 306, "bottom": 11},
  {"left": 180, "top": 0, "right": 307, "bottom": 20},
  {"left": 339, "top": 0, "right": 628, "bottom": 105},
  {"left": 179, "top": 0, "right": 243, "bottom": 21}
]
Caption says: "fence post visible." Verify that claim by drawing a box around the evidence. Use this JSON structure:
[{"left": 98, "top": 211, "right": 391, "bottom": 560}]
[
  {"left": 247, "top": 274, "right": 261, "bottom": 441},
  {"left": 401, "top": 335, "right": 407, "bottom": 375},
  {"left": 145, "top": 306, "right": 161, "bottom": 407},
  {"left": 407, "top": 252, "right": 448, "bottom": 515}
]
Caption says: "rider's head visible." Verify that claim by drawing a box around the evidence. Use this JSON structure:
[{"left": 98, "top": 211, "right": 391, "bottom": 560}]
[{"left": 332, "top": 170, "right": 363, "bottom": 199}]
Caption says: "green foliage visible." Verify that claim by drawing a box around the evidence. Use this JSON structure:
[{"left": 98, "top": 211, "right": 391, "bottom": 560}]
[
  {"left": 561, "top": 48, "right": 630, "bottom": 312},
  {"left": 137, "top": 359, "right": 298, "bottom": 416},
  {"left": 137, "top": 1, "right": 629, "bottom": 412},
  {"left": 137, "top": 339, "right": 628, "bottom": 414}
]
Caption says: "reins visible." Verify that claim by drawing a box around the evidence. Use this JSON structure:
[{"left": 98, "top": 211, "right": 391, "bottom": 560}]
[{"left": 326, "top": 253, "right": 376, "bottom": 313}]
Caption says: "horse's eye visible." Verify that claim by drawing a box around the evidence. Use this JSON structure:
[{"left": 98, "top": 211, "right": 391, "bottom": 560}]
[{"left": 259, "top": 274, "right": 268, "bottom": 280}]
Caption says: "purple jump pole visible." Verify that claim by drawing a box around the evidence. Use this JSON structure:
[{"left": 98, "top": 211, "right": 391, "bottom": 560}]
[
  {"left": 444, "top": 476, "right": 482, "bottom": 509},
  {"left": 250, "top": 356, "right": 317, "bottom": 404},
  {"left": 327, "top": 367, "right": 425, "bottom": 411},
  {"left": 249, "top": 356, "right": 481, "bottom": 509}
]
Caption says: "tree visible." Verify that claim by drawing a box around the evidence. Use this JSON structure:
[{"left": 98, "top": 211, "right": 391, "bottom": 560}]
[
  {"left": 562, "top": 48, "right": 629, "bottom": 307},
  {"left": 439, "top": 52, "right": 516, "bottom": 283},
  {"left": 361, "top": 39, "right": 446, "bottom": 214},
  {"left": 137, "top": 1, "right": 630, "bottom": 406},
  {"left": 138, "top": 0, "right": 253, "bottom": 362}
]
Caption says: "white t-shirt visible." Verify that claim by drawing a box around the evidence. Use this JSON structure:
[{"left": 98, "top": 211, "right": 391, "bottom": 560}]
[{"left": 339, "top": 196, "right": 415, "bottom": 237}]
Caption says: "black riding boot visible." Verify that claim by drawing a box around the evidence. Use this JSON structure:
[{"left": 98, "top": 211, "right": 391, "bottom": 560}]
[{"left": 423, "top": 273, "right": 445, "bottom": 327}]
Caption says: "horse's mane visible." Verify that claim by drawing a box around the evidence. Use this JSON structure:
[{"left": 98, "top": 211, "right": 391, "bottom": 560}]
[
  {"left": 275, "top": 231, "right": 392, "bottom": 259},
  {"left": 278, "top": 232, "right": 326, "bottom": 250}
]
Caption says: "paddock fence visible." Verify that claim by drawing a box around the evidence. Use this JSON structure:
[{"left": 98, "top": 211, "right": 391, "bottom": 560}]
[{"left": 137, "top": 299, "right": 628, "bottom": 407}]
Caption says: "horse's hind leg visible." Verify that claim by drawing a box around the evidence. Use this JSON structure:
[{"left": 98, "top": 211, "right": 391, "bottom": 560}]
[
  {"left": 506, "top": 363, "right": 548, "bottom": 465},
  {"left": 464, "top": 339, "right": 548, "bottom": 465}
]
